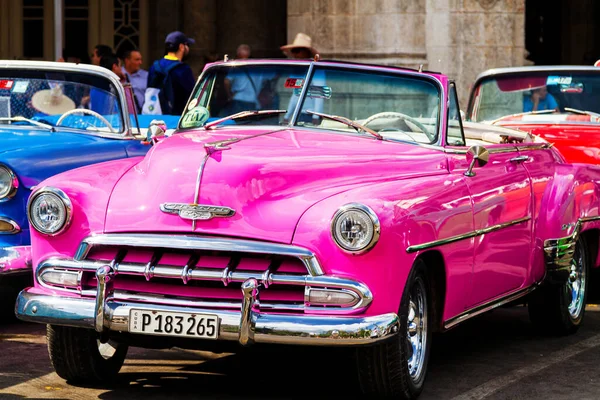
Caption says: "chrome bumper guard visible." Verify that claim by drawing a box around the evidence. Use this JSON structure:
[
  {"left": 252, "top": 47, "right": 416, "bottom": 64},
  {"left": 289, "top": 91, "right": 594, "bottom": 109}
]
[{"left": 16, "top": 269, "right": 399, "bottom": 346}]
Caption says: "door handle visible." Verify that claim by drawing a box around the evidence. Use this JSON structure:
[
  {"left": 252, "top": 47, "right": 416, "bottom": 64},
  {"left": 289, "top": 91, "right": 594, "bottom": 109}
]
[{"left": 509, "top": 155, "right": 529, "bottom": 163}]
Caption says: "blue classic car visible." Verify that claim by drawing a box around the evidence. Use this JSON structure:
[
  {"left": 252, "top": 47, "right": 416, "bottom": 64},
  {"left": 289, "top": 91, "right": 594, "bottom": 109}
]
[{"left": 0, "top": 60, "right": 179, "bottom": 311}]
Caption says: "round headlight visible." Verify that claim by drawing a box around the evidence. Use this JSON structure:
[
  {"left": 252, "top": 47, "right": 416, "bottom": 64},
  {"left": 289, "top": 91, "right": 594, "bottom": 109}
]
[
  {"left": 0, "top": 165, "right": 17, "bottom": 200},
  {"left": 331, "top": 203, "right": 380, "bottom": 253},
  {"left": 27, "top": 187, "right": 72, "bottom": 235}
]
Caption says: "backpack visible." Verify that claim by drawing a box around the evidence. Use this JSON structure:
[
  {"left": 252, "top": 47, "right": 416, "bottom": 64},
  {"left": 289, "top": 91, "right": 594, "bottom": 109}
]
[{"left": 142, "top": 60, "right": 182, "bottom": 115}]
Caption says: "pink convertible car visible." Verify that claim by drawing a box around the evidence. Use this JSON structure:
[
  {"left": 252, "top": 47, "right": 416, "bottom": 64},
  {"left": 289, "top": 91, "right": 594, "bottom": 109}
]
[{"left": 16, "top": 59, "right": 600, "bottom": 399}]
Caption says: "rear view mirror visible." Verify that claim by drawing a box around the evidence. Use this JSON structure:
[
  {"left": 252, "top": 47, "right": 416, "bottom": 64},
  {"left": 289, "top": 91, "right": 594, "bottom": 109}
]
[{"left": 142, "top": 119, "right": 167, "bottom": 145}]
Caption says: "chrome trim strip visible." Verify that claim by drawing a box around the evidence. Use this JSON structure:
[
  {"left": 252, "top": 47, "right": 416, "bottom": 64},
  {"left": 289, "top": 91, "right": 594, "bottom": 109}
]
[
  {"left": 443, "top": 285, "right": 536, "bottom": 330},
  {"left": 406, "top": 216, "right": 531, "bottom": 253},
  {"left": 0, "top": 165, "right": 18, "bottom": 202},
  {"left": 191, "top": 153, "right": 211, "bottom": 231},
  {"left": 74, "top": 233, "right": 325, "bottom": 276},
  {"left": 16, "top": 289, "right": 400, "bottom": 346},
  {"left": 36, "top": 257, "right": 373, "bottom": 314},
  {"left": 0, "top": 217, "right": 20, "bottom": 234}
]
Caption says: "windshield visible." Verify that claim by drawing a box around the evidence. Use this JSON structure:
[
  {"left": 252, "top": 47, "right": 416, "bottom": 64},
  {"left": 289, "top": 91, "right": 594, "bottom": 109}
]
[
  {"left": 181, "top": 63, "right": 441, "bottom": 144},
  {"left": 0, "top": 69, "right": 124, "bottom": 133},
  {"left": 470, "top": 71, "right": 600, "bottom": 123},
  {"left": 181, "top": 64, "right": 310, "bottom": 128},
  {"left": 296, "top": 67, "right": 440, "bottom": 143}
]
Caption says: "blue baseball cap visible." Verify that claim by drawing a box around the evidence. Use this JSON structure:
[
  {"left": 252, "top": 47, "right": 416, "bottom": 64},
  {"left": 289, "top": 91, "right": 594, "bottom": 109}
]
[{"left": 165, "top": 31, "right": 195, "bottom": 46}]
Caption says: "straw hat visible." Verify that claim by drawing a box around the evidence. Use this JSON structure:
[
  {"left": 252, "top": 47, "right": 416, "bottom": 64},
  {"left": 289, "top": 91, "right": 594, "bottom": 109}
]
[
  {"left": 31, "top": 85, "right": 75, "bottom": 115},
  {"left": 280, "top": 33, "right": 318, "bottom": 57}
]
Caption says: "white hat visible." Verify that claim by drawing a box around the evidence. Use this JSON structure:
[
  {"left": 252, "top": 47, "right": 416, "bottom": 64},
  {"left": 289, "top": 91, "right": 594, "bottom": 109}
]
[
  {"left": 31, "top": 85, "right": 75, "bottom": 115},
  {"left": 280, "top": 33, "right": 318, "bottom": 57}
]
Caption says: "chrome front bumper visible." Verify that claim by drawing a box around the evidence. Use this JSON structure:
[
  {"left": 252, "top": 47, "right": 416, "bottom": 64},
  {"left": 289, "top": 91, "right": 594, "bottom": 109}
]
[
  {"left": 0, "top": 246, "right": 32, "bottom": 275},
  {"left": 16, "top": 280, "right": 399, "bottom": 347}
]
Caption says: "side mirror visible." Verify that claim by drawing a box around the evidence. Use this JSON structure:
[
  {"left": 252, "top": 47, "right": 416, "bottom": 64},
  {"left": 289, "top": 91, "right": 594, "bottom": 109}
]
[
  {"left": 143, "top": 119, "right": 167, "bottom": 145},
  {"left": 464, "top": 145, "right": 489, "bottom": 177}
]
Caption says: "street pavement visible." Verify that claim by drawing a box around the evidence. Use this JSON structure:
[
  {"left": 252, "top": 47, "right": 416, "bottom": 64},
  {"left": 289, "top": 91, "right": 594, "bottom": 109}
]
[{"left": 2, "top": 305, "right": 600, "bottom": 399}]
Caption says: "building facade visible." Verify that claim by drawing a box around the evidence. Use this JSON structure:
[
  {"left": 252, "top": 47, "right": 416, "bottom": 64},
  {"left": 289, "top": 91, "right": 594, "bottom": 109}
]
[{"left": 1, "top": 0, "right": 598, "bottom": 106}]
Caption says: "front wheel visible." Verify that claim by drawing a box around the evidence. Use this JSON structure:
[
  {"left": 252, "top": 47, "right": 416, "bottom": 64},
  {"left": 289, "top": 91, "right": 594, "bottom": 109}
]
[
  {"left": 47, "top": 325, "right": 128, "bottom": 383},
  {"left": 529, "top": 236, "right": 590, "bottom": 335},
  {"left": 356, "top": 259, "right": 432, "bottom": 399}
]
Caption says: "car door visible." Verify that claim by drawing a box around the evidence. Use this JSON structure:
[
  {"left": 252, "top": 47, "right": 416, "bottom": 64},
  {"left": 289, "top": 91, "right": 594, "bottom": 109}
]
[{"left": 446, "top": 86, "right": 534, "bottom": 308}]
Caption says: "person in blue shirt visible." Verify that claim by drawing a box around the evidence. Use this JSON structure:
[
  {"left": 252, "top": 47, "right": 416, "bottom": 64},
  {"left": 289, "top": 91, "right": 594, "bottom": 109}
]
[
  {"left": 144, "top": 31, "right": 196, "bottom": 115},
  {"left": 523, "top": 86, "right": 558, "bottom": 112}
]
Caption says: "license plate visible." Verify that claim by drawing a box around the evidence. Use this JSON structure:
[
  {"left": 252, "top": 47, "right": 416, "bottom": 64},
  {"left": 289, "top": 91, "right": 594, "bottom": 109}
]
[{"left": 129, "top": 309, "right": 219, "bottom": 339}]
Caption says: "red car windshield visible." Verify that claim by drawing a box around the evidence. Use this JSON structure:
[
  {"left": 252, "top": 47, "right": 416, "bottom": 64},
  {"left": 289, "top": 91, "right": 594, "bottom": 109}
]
[{"left": 469, "top": 71, "right": 600, "bottom": 123}]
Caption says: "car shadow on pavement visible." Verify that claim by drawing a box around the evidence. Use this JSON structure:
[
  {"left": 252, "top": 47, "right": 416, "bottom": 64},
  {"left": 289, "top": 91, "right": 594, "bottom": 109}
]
[{"left": 85, "top": 346, "right": 364, "bottom": 400}]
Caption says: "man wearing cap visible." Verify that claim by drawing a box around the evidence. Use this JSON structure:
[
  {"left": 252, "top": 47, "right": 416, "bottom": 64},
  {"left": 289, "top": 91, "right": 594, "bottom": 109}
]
[
  {"left": 281, "top": 33, "right": 324, "bottom": 125},
  {"left": 144, "top": 31, "right": 196, "bottom": 115}
]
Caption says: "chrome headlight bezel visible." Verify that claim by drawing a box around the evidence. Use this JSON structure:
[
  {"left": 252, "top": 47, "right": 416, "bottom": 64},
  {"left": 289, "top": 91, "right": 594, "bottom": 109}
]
[
  {"left": 330, "top": 203, "right": 380, "bottom": 254},
  {"left": 27, "top": 187, "right": 73, "bottom": 236},
  {"left": 0, "top": 165, "right": 18, "bottom": 201}
]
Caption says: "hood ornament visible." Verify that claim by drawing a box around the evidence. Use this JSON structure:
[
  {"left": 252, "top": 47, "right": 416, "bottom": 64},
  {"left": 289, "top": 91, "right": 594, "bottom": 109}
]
[{"left": 160, "top": 203, "right": 235, "bottom": 221}]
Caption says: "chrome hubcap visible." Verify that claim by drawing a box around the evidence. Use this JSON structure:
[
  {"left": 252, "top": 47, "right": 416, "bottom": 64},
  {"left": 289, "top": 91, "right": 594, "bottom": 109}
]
[
  {"left": 406, "top": 277, "right": 427, "bottom": 381},
  {"left": 567, "top": 245, "right": 586, "bottom": 319}
]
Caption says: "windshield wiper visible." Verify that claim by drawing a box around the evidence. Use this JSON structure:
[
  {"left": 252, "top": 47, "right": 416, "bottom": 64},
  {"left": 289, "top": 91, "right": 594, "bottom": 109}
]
[
  {"left": 305, "top": 110, "right": 383, "bottom": 140},
  {"left": 490, "top": 109, "right": 555, "bottom": 125},
  {"left": 0, "top": 116, "right": 54, "bottom": 130},
  {"left": 204, "top": 109, "right": 286, "bottom": 130},
  {"left": 564, "top": 107, "right": 600, "bottom": 119}
]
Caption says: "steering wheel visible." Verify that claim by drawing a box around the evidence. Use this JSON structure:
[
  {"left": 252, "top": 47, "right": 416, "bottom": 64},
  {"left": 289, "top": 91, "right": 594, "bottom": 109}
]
[
  {"left": 363, "top": 111, "right": 435, "bottom": 142},
  {"left": 56, "top": 108, "right": 116, "bottom": 133}
]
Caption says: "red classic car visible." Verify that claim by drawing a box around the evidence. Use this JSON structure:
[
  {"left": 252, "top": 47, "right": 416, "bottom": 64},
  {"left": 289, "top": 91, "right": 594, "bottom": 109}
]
[{"left": 467, "top": 66, "right": 600, "bottom": 164}]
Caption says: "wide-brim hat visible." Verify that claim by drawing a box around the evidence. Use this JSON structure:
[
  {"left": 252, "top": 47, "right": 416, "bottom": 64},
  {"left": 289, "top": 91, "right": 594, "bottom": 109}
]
[
  {"left": 31, "top": 89, "right": 76, "bottom": 115},
  {"left": 280, "top": 33, "right": 318, "bottom": 57}
]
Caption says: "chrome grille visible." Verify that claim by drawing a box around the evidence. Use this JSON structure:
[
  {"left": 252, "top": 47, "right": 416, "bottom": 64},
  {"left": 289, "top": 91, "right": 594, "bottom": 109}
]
[{"left": 37, "top": 234, "right": 373, "bottom": 314}]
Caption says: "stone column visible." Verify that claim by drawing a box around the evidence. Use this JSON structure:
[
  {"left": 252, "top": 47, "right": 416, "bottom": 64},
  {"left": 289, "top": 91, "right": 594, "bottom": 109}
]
[
  {"left": 426, "top": 0, "right": 526, "bottom": 106},
  {"left": 287, "top": 0, "right": 428, "bottom": 69}
]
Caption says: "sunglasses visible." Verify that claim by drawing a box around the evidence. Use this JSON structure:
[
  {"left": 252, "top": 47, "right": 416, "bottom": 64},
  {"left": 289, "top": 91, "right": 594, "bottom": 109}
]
[{"left": 291, "top": 47, "right": 308, "bottom": 54}]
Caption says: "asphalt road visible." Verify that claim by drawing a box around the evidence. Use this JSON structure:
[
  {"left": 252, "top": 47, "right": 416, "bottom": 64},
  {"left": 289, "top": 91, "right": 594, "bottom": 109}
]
[{"left": 2, "top": 305, "right": 600, "bottom": 399}]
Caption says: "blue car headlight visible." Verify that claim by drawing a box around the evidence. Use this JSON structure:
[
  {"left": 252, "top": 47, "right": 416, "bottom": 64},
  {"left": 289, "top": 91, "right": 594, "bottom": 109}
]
[{"left": 0, "top": 165, "right": 18, "bottom": 200}]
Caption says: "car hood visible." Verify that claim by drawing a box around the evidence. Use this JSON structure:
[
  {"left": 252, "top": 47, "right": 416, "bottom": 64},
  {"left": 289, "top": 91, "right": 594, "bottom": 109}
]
[
  {"left": 105, "top": 127, "right": 448, "bottom": 243},
  {"left": 0, "top": 128, "right": 97, "bottom": 154}
]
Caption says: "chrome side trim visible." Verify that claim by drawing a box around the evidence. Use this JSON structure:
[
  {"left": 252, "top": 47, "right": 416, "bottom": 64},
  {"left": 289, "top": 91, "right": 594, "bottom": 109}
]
[
  {"left": 0, "top": 217, "right": 20, "bottom": 234},
  {"left": 406, "top": 216, "right": 531, "bottom": 253},
  {"left": 16, "top": 289, "right": 400, "bottom": 347},
  {"left": 74, "top": 234, "right": 325, "bottom": 276},
  {"left": 443, "top": 285, "right": 536, "bottom": 330},
  {"left": 544, "top": 215, "right": 600, "bottom": 283},
  {"left": 36, "top": 257, "right": 373, "bottom": 314}
]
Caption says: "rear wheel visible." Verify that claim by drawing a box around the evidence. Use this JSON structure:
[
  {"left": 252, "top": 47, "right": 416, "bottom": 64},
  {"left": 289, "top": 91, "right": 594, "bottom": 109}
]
[
  {"left": 47, "top": 325, "right": 128, "bottom": 383},
  {"left": 529, "top": 236, "right": 590, "bottom": 335},
  {"left": 356, "top": 259, "right": 432, "bottom": 399}
]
